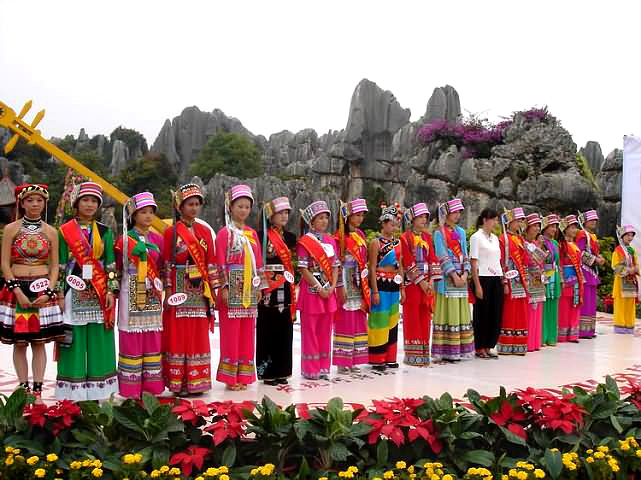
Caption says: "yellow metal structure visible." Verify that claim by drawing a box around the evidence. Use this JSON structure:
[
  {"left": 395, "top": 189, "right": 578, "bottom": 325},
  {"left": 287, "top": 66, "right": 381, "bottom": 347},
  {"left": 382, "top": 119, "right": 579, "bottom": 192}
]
[{"left": 0, "top": 100, "right": 167, "bottom": 233}]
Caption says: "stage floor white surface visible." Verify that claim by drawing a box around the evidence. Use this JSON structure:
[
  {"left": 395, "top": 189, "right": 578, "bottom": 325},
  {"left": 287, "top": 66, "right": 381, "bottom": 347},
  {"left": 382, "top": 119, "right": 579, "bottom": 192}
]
[{"left": 0, "top": 313, "right": 639, "bottom": 406}]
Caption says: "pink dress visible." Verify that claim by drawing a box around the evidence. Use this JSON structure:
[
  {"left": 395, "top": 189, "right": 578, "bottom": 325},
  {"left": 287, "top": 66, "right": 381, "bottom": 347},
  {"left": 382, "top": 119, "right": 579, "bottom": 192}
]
[
  {"left": 297, "top": 231, "right": 339, "bottom": 379},
  {"left": 215, "top": 225, "right": 263, "bottom": 386}
]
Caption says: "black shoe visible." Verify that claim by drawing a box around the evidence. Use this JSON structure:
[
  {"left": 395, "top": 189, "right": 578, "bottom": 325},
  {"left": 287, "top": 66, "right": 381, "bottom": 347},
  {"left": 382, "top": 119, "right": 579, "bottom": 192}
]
[
  {"left": 319, "top": 374, "right": 330, "bottom": 381},
  {"left": 277, "top": 378, "right": 289, "bottom": 385},
  {"left": 264, "top": 379, "right": 280, "bottom": 386},
  {"left": 372, "top": 364, "right": 386, "bottom": 372},
  {"left": 386, "top": 363, "right": 399, "bottom": 369}
]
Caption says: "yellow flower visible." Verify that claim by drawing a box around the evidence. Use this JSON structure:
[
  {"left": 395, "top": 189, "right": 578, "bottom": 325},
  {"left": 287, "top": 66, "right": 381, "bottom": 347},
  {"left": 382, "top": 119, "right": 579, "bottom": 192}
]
[
  {"left": 621, "top": 442, "right": 631, "bottom": 451},
  {"left": 140, "top": 473, "right": 147, "bottom": 478},
  {"left": 396, "top": 461, "right": 406, "bottom": 469},
  {"left": 123, "top": 454, "right": 135, "bottom": 464},
  {"left": 533, "top": 467, "right": 545, "bottom": 478},
  {"left": 383, "top": 471, "right": 394, "bottom": 479},
  {"left": 56, "top": 469, "right": 63, "bottom": 474},
  {"left": 594, "top": 451, "right": 605, "bottom": 459},
  {"left": 586, "top": 457, "right": 594, "bottom": 463},
  {"left": 319, "top": 477, "right": 328, "bottom": 480},
  {"left": 12, "top": 449, "right": 20, "bottom": 455},
  {"left": 15, "top": 455, "right": 23, "bottom": 462},
  {"left": 409, "top": 475, "right": 416, "bottom": 480},
  {"left": 92, "top": 467, "right": 103, "bottom": 478},
  {"left": 4, "top": 446, "right": 13, "bottom": 454},
  {"left": 70, "top": 461, "right": 82, "bottom": 469},
  {"left": 27, "top": 455, "right": 40, "bottom": 465},
  {"left": 597, "top": 445, "right": 609, "bottom": 452},
  {"left": 134, "top": 453, "right": 142, "bottom": 462},
  {"left": 430, "top": 474, "right": 439, "bottom": 480},
  {"left": 219, "top": 466, "right": 230, "bottom": 473},
  {"left": 206, "top": 467, "right": 219, "bottom": 476},
  {"left": 509, "top": 469, "right": 518, "bottom": 477},
  {"left": 220, "top": 475, "right": 230, "bottom": 480},
  {"left": 159, "top": 466, "right": 170, "bottom": 473},
  {"left": 251, "top": 468, "right": 259, "bottom": 476},
  {"left": 338, "top": 473, "right": 346, "bottom": 478},
  {"left": 612, "top": 464, "right": 620, "bottom": 472},
  {"left": 469, "top": 467, "right": 479, "bottom": 475},
  {"left": 443, "top": 475, "right": 454, "bottom": 480},
  {"left": 348, "top": 466, "right": 359, "bottom": 473},
  {"left": 5, "top": 456, "right": 14, "bottom": 466},
  {"left": 35, "top": 468, "right": 46, "bottom": 478},
  {"left": 169, "top": 467, "right": 181, "bottom": 475},
  {"left": 586, "top": 449, "right": 593, "bottom": 454},
  {"left": 373, "top": 478, "right": 382, "bottom": 480},
  {"left": 82, "top": 459, "right": 92, "bottom": 467},
  {"left": 92, "top": 460, "right": 102, "bottom": 468},
  {"left": 150, "top": 471, "right": 160, "bottom": 479},
  {"left": 517, "top": 471, "right": 528, "bottom": 480},
  {"left": 408, "top": 465, "right": 414, "bottom": 474},
  {"left": 568, "top": 463, "right": 576, "bottom": 471},
  {"left": 47, "top": 453, "right": 59, "bottom": 462},
  {"left": 502, "top": 476, "right": 509, "bottom": 480},
  {"left": 196, "top": 477, "right": 205, "bottom": 480}
]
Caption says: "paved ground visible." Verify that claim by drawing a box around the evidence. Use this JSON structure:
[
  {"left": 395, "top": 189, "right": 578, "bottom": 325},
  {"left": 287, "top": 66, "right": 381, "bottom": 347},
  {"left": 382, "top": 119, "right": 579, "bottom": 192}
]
[{"left": 0, "top": 312, "right": 639, "bottom": 406}]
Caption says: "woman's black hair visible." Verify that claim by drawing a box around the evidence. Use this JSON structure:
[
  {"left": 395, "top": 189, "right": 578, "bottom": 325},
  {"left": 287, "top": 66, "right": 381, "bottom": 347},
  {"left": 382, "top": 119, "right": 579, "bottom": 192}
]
[{"left": 475, "top": 208, "right": 499, "bottom": 229}]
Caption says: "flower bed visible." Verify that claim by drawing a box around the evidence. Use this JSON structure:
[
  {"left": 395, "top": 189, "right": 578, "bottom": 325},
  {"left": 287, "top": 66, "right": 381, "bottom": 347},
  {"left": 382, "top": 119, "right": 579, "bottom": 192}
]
[{"left": 2, "top": 376, "right": 641, "bottom": 479}]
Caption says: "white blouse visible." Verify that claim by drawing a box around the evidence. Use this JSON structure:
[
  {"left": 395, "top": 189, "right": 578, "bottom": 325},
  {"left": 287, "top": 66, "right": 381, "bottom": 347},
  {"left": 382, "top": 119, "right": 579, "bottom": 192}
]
[{"left": 469, "top": 229, "right": 503, "bottom": 277}]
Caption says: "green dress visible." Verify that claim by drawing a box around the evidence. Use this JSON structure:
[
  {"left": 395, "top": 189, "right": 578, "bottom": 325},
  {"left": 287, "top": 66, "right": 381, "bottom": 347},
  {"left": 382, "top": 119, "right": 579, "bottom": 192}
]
[
  {"left": 542, "top": 237, "right": 561, "bottom": 346},
  {"left": 56, "top": 220, "right": 119, "bottom": 401}
]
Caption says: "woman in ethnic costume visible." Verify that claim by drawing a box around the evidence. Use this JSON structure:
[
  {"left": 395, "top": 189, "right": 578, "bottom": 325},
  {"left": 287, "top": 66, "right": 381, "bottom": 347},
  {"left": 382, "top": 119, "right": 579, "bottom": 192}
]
[
  {"left": 400, "top": 202, "right": 440, "bottom": 366},
  {"left": 367, "top": 204, "right": 404, "bottom": 371},
  {"left": 114, "top": 192, "right": 164, "bottom": 398},
  {"left": 576, "top": 209, "right": 605, "bottom": 338},
  {"left": 56, "top": 182, "right": 118, "bottom": 400},
  {"left": 162, "top": 184, "right": 220, "bottom": 395},
  {"left": 497, "top": 207, "right": 529, "bottom": 355},
  {"left": 557, "top": 215, "right": 584, "bottom": 343},
  {"left": 541, "top": 214, "right": 561, "bottom": 346},
  {"left": 256, "top": 196, "right": 296, "bottom": 386},
  {"left": 524, "top": 214, "right": 546, "bottom": 352},
  {"left": 612, "top": 225, "right": 639, "bottom": 334},
  {"left": 432, "top": 198, "right": 474, "bottom": 362},
  {"left": 0, "top": 184, "right": 64, "bottom": 401},
  {"left": 334, "top": 199, "right": 370, "bottom": 374},
  {"left": 297, "top": 201, "right": 339, "bottom": 380},
  {"left": 216, "top": 185, "right": 264, "bottom": 391}
]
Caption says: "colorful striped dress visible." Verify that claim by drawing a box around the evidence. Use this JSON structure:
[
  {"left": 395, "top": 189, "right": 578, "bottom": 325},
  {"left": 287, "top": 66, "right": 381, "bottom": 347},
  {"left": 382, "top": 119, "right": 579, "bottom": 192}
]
[
  {"left": 612, "top": 245, "right": 639, "bottom": 334},
  {"left": 575, "top": 230, "right": 600, "bottom": 338},
  {"left": 558, "top": 241, "right": 583, "bottom": 342},
  {"left": 541, "top": 237, "right": 561, "bottom": 346}
]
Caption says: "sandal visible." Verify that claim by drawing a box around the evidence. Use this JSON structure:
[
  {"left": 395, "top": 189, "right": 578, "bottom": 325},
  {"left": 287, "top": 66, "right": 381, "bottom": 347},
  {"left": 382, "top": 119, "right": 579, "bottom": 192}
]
[{"left": 32, "top": 382, "right": 44, "bottom": 405}]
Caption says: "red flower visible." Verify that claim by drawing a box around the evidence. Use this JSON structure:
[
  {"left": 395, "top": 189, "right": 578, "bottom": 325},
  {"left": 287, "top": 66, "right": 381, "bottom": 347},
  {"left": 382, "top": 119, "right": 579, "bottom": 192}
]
[
  {"left": 408, "top": 418, "right": 443, "bottom": 454},
  {"left": 516, "top": 388, "right": 585, "bottom": 435},
  {"left": 24, "top": 400, "right": 82, "bottom": 434},
  {"left": 172, "top": 399, "right": 211, "bottom": 425},
  {"left": 202, "top": 400, "right": 254, "bottom": 445},
  {"left": 23, "top": 403, "right": 48, "bottom": 427},
  {"left": 169, "top": 445, "right": 210, "bottom": 476},
  {"left": 296, "top": 403, "right": 310, "bottom": 419},
  {"left": 489, "top": 399, "right": 528, "bottom": 440}
]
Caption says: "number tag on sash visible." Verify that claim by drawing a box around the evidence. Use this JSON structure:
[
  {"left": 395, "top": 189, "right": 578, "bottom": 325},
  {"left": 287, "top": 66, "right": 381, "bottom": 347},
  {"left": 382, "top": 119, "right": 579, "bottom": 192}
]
[
  {"left": 154, "top": 278, "right": 163, "bottom": 292},
  {"left": 284, "top": 271, "right": 295, "bottom": 283},
  {"left": 29, "top": 278, "right": 49, "bottom": 293},
  {"left": 67, "top": 275, "right": 86, "bottom": 291},
  {"left": 82, "top": 264, "right": 93, "bottom": 280},
  {"left": 252, "top": 276, "right": 261, "bottom": 287},
  {"left": 322, "top": 243, "right": 335, "bottom": 258},
  {"left": 168, "top": 293, "right": 187, "bottom": 306},
  {"left": 360, "top": 268, "right": 369, "bottom": 279},
  {"left": 394, "top": 274, "right": 403, "bottom": 285},
  {"left": 505, "top": 270, "right": 519, "bottom": 280}
]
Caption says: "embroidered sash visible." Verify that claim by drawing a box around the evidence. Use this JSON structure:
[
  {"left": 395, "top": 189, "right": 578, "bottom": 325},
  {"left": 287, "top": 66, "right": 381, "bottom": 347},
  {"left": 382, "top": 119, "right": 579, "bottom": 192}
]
[
  {"left": 503, "top": 233, "right": 529, "bottom": 295},
  {"left": 345, "top": 231, "right": 371, "bottom": 312},
  {"left": 175, "top": 222, "right": 214, "bottom": 306},
  {"left": 60, "top": 219, "right": 113, "bottom": 325},
  {"left": 125, "top": 233, "right": 162, "bottom": 301},
  {"left": 566, "top": 241, "right": 585, "bottom": 304},
  {"left": 267, "top": 227, "right": 297, "bottom": 320},
  {"left": 298, "top": 233, "right": 333, "bottom": 283}
]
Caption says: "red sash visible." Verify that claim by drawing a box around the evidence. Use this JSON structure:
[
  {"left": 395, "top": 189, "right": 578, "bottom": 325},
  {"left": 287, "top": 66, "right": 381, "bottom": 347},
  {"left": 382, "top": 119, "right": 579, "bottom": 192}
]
[
  {"left": 345, "top": 232, "right": 371, "bottom": 312},
  {"left": 267, "top": 228, "right": 297, "bottom": 321},
  {"left": 503, "top": 233, "right": 529, "bottom": 294},
  {"left": 125, "top": 236, "right": 162, "bottom": 299},
  {"left": 442, "top": 226, "right": 463, "bottom": 269},
  {"left": 60, "top": 220, "right": 113, "bottom": 326},
  {"left": 566, "top": 242, "right": 585, "bottom": 303},
  {"left": 298, "top": 234, "right": 333, "bottom": 282},
  {"left": 175, "top": 222, "right": 214, "bottom": 306},
  {"left": 577, "top": 230, "right": 600, "bottom": 255}
]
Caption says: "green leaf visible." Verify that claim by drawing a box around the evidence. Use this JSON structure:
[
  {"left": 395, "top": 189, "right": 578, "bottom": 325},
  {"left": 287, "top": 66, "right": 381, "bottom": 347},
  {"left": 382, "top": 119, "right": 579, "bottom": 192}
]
[
  {"left": 295, "top": 456, "right": 311, "bottom": 480},
  {"left": 605, "top": 376, "right": 621, "bottom": 399},
  {"left": 580, "top": 457, "right": 594, "bottom": 480},
  {"left": 222, "top": 444, "right": 236, "bottom": 467},
  {"left": 610, "top": 414, "right": 623, "bottom": 434},
  {"left": 71, "top": 430, "right": 97, "bottom": 444},
  {"left": 294, "top": 421, "right": 312, "bottom": 442},
  {"left": 376, "top": 439, "right": 389, "bottom": 466},
  {"left": 327, "top": 397, "right": 344, "bottom": 415},
  {"left": 461, "top": 449, "right": 495, "bottom": 467},
  {"left": 499, "top": 426, "right": 527, "bottom": 446},
  {"left": 113, "top": 409, "right": 146, "bottom": 436},
  {"left": 152, "top": 445, "right": 170, "bottom": 469},
  {"left": 328, "top": 442, "right": 350, "bottom": 462},
  {"left": 544, "top": 449, "right": 563, "bottom": 480},
  {"left": 459, "top": 431, "right": 484, "bottom": 440},
  {"left": 142, "top": 393, "right": 160, "bottom": 416}
]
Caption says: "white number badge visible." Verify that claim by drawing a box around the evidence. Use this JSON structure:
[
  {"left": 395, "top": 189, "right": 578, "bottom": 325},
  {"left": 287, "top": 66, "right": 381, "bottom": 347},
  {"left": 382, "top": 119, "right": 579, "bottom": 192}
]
[
  {"left": 167, "top": 293, "right": 187, "bottom": 306},
  {"left": 29, "top": 278, "right": 49, "bottom": 293},
  {"left": 284, "top": 271, "right": 295, "bottom": 283},
  {"left": 66, "top": 275, "right": 86, "bottom": 291}
]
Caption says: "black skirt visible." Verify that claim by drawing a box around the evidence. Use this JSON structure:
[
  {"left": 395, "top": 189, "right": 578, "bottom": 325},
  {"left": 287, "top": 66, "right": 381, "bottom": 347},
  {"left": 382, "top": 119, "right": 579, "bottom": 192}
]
[{"left": 255, "top": 303, "right": 293, "bottom": 380}]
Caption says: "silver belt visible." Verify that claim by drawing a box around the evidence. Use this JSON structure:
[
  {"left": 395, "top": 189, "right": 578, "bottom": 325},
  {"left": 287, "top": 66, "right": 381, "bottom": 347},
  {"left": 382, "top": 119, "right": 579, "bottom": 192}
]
[{"left": 264, "top": 264, "right": 285, "bottom": 272}]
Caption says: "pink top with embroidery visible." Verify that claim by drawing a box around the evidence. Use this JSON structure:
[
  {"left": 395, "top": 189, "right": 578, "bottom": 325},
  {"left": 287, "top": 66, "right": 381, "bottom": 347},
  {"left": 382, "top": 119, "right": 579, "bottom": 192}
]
[{"left": 296, "top": 231, "right": 339, "bottom": 314}]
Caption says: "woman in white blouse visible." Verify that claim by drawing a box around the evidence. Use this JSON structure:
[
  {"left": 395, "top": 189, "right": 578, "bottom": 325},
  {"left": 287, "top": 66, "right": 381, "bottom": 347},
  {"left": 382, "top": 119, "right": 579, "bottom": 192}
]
[{"left": 469, "top": 208, "right": 503, "bottom": 359}]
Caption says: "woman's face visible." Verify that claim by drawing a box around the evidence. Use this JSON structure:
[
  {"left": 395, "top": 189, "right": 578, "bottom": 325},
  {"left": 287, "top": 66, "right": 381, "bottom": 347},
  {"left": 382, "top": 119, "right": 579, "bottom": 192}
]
[
  {"left": 508, "top": 219, "right": 522, "bottom": 233},
  {"left": 133, "top": 206, "right": 155, "bottom": 230},
  {"left": 543, "top": 224, "right": 558, "bottom": 238},
  {"left": 21, "top": 194, "right": 46, "bottom": 218},
  {"left": 271, "top": 209, "right": 289, "bottom": 228},
  {"left": 447, "top": 211, "right": 462, "bottom": 224},
  {"left": 527, "top": 224, "right": 541, "bottom": 238},
  {"left": 77, "top": 195, "right": 99, "bottom": 219},
  {"left": 412, "top": 213, "right": 427, "bottom": 230},
  {"left": 623, "top": 232, "right": 635, "bottom": 245},
  {"left": 349, "top": 212, "right": 365, "bottom": 228},
  {"left": 585, "top": 219, "right": 597, "bottom": 231},
  {"left": 311, "top": 212, "right": 329, "bottom": 232},
  {"left": 565, "top": 224, "right": 578, "bottom": 239},
  {"left": 180, "top": 197, "right": 202, "bottom": 219},
  {"left": 483, "top": 216, "right": 498, "bottom": 231},
  {"left": 230, "top": 197, "right": 252, "bottom": 223},
  {"left": 381, "top": 218, "right": 397, "bottom": 234}
]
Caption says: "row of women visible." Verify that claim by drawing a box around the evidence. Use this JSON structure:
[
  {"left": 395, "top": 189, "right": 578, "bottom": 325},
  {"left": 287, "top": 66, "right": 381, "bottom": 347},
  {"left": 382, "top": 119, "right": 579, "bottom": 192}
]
[{"left": 0, "top": 181, "right": 638, "bottom": 402}]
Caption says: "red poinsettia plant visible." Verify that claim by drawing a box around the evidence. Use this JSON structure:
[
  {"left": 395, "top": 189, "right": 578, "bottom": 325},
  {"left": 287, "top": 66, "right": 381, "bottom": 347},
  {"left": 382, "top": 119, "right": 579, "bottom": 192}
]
[
  {"left": 620, "top": 377, "right": 641, "bottom": 410},
  {"left": 516, "top": 387, "right": 585, "bottom": 434},
  {"left": 23, "top": 400, "right": 82, "bottom": 435},
  {"left": 356, "top": 397, "right": 442, "bottom": 453},
  {"left": 169, "top": 444, "right": 210, "bottom": 476},
  {"left": 488, "top": 396, "right": 528, "bottom": 439}
]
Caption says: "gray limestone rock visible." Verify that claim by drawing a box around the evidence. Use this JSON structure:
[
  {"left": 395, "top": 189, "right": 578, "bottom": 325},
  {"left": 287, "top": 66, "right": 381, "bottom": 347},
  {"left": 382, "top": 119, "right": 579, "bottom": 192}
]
[
  {"left": 580, "top": 141, "right": 604, "bottom": 174},
  {"left": 420, "top": 85, "right": 461, "bottom": 124},
  {"left": 111, "top": 140, "right": 129, "bottom": 177}
]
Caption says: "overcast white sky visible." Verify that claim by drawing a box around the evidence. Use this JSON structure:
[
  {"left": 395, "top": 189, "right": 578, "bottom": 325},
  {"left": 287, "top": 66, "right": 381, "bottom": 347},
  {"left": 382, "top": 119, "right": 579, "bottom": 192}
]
[{"left": 1, "top": 0, "right": 636, "bottom": 156}]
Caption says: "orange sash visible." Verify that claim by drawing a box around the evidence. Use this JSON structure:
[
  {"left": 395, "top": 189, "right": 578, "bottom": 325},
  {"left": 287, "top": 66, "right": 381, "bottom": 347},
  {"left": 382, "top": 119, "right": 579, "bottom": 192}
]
[
  {"left": 566, "top": 242, "right": 585, "bottom": 303},
  {"left": 345, "top": 232, "right": 371, "bottom": 311},
  {"left": 267, "top": 227, "right": 297, "bottom": 320},
  {"left": 60, "top": 219, "right": 113, "bottom": 326},
  {"left": 504, "top": 233, "right": 529, "bottom": 294},
  {"left": 298, "top": 234, "right": 333, "bottom": 282},
  {"left": 175, "top": 222, "right": 214, "bottom": 306}
]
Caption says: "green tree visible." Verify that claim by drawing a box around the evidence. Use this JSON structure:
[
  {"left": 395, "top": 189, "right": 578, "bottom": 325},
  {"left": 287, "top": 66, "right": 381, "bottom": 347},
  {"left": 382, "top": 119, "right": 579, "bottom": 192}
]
[
  {"left": 116, "top": 152, "right": 177, "bottom": 218},
  {"left": 191, "top": 131, "right": 263, "bottom": 181},
  {"left": 110, "top": 126, "right": 148, "bottom": 157}
]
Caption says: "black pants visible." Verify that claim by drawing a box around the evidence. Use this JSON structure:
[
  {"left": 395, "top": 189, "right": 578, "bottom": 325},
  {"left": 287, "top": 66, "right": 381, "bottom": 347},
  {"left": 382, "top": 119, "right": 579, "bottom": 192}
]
[{"left": 472, "top": 276, "right": 504, "bottom": 349}]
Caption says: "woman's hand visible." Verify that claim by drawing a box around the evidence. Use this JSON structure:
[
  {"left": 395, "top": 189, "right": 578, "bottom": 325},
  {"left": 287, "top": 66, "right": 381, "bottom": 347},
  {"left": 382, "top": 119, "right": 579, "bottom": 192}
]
[
  {"left": 106, "top": 292, "right": 114, "bottom": 309},
  {"left": 475, "top": 283, "right": 484, "bottom": 300},
  {"left": 14, "top": 288, "right": 31, "bottom": 308},
  {"left": 220, "top": 287, "right": 229, "bottom": 306},
  {"left": 337, "top": 287, "right": 345, "bottom": 304},
  {"left": 452, "top": 274, "right": 464, "bottom": 288},
  {"left": 32, "top": 294, "right": 49, "bottom": 306},
  {"left": 371, "top": 291, "right": 380, "bottom": 306},
  {"left": 503, "top": 284, "right": 509, "bottom": 295}
]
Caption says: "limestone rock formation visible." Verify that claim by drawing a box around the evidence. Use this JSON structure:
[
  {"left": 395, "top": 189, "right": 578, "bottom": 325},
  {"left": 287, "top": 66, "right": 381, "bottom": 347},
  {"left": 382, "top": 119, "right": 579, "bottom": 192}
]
[
  {"left": 580, "top": 141, "right": 605, "bottom": 174},
  {"left": 111, "top": 140, "right": 129, "bottom": 177},
  {"left": 596, "top": 148, "right": 623, "bottom": 234},
  {"left": 420, "top": 85, "right": 461, "bottom": 124}
]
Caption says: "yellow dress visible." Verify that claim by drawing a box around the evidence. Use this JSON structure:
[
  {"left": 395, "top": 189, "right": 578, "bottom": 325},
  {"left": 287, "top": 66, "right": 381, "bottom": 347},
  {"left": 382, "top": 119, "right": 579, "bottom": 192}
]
[{"left": 612, "top": 246, "right": 639, "bottom": 333}]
